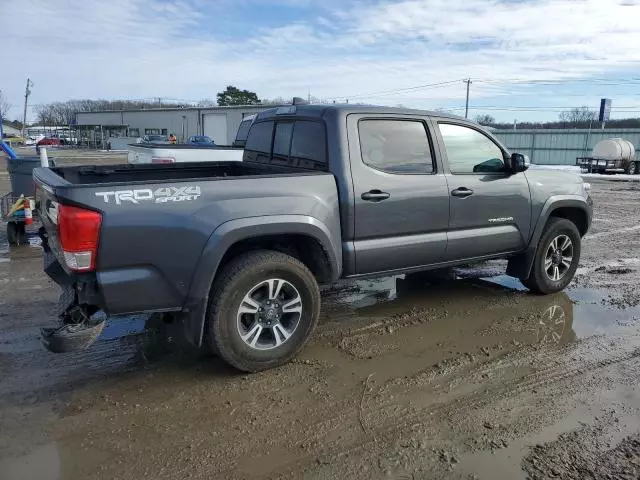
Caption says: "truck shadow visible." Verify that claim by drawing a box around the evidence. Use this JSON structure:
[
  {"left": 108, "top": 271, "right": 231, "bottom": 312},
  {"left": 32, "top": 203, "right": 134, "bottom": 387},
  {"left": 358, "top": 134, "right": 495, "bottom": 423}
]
[{"left": 0, "top": 271, "right": 576, "bottom": 406}]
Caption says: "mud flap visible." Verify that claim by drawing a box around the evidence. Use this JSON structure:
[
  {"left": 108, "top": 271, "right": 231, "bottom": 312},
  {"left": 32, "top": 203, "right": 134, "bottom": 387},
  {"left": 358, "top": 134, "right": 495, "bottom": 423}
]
[{"left": 507, "top": 249, "right": 536, "bottom": 279}]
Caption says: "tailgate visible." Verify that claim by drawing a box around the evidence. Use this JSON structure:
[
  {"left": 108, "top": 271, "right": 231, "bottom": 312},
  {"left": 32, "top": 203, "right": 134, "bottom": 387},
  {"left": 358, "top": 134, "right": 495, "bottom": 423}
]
[
  {"left": 34, "top": 168, "right": 67, "bottom": 263},
  {"left": 34, "top": 167, "right": 103, "bottom": 273}
]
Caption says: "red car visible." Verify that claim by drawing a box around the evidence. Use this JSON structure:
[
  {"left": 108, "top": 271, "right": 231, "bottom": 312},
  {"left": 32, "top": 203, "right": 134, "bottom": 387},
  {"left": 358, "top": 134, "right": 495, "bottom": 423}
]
[{"left": 36, "top": 137, "right": 62, "bottom": 146}]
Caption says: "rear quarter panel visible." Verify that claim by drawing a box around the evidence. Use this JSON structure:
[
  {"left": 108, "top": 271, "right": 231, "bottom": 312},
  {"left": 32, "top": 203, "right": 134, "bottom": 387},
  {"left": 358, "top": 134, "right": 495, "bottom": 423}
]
[{"left": 44, "top": 173, "right": 340, "bottom": 315}]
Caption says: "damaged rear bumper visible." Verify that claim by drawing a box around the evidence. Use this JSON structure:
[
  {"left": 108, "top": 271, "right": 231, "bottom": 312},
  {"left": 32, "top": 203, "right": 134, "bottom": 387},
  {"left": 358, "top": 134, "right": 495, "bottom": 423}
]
[{"left": 41, "top": 232, "right": 107, "bottom": 353}]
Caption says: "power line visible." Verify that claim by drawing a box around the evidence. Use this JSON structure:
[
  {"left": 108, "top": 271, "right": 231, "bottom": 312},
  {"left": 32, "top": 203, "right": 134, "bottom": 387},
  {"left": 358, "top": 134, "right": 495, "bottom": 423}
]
[{"left": 335, "top": 79, "right": 466, "bottom": 101}]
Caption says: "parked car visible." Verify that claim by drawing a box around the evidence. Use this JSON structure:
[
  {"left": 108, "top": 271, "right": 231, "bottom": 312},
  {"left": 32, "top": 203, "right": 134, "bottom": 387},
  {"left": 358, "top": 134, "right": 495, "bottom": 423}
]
[
  {"left": 138, "top": 134, "right": 170, "bottom": 144},
  {"left": 51, "top": 133, "right": 78, "bottom": 145},
  {"left": 187, "top": 135, "right": 215, "bottom": 145},
  {"left": 35, "top": 104, "right": 592, "bottom": 372},
  {"left": 36, "top": 137, "right": 61, "bottom": 147},
  {"left": 2, "top": 135, "right": 34, "bottom": 146}
]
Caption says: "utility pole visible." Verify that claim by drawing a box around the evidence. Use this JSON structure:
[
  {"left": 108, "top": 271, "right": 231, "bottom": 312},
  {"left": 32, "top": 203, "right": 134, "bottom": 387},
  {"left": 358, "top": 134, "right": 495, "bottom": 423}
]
[
  {"left": 0, "top": 90, "right": 4, "bottom": 140},
  {"left": 22, "top": 78, "right": 33, "bottom": 137},
  {"left": 464, "top": 78, "right": 472, "bottom": 119}
]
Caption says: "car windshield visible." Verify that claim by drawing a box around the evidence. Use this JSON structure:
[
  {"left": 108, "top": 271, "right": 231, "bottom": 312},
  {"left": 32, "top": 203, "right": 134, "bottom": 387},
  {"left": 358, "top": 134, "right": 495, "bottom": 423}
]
[
  {"left": 192, "top": 136, "right": 211, "bottom": 142},
  {"left": 147, "top": 135, "right": 165, "bottom": 141}
]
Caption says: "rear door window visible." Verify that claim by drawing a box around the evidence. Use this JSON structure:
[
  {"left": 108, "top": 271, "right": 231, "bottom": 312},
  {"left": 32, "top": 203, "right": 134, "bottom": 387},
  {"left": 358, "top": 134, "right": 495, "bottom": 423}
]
[
  {"left": 290, "top": 121, "right": 327, "bottom": 167},
  {"left": 243, "top": 121, "right": 274, "bottom": 163}
]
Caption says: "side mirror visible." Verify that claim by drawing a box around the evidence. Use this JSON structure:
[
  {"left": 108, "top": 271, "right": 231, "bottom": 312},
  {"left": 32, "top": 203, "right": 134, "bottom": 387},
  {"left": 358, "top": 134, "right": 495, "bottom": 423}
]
[{"left": 510, "top": 152, "right": 530, "bottom": 173}]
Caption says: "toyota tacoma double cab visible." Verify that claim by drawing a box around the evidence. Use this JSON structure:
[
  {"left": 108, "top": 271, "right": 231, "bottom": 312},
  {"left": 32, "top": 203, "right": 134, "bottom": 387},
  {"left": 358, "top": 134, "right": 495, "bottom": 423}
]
[{"left": 34, "top": 104, "right": 592, "bottom": 371}]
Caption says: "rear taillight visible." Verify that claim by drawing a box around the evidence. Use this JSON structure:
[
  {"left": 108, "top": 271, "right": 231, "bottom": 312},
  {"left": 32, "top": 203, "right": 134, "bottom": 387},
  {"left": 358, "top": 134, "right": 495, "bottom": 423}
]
[
  {"left": 58, "top": 204, "right": 102, "bottom": 271},
  {"left": 151, "top": 157, "right": 175, "bottom": 164}
]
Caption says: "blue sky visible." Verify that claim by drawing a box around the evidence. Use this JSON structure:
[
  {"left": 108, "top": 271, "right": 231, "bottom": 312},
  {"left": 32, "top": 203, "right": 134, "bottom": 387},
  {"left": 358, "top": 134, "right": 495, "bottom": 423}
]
[{"left": 3, "top": 0, "right": 640, "bottom": 122}]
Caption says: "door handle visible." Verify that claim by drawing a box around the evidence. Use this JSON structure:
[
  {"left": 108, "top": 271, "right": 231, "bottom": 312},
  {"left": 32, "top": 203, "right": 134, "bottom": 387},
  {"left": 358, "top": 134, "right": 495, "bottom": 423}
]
[
  {"left": 451, "top": 187, "right": 474, "bottom": 198},
  {"left": 361, "top": 190, "right": 390, "bottom": 202}
]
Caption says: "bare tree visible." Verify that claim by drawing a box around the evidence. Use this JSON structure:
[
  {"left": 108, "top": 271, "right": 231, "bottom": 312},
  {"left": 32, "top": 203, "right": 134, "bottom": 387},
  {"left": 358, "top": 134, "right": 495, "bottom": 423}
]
[
  {"left": 197, "top": 99, "right": 216, "bottom": 107},
  {"left": 0, "top": 90, "right": 10, "bottom": 123},
  {"left": 261, "top": 95, "right": 330, "bottom": 105},
  {"left": 558, "top": 106, "right": 597, "bottom": 124},
  {"left": 474, "top": 114, "right": 495, "bottom": 125},
  {"left": 33, "top": 98, "right": 186, "bottom": 126},
  {"left": 261, "top": 96, "right": 290, "bottom": 106}
]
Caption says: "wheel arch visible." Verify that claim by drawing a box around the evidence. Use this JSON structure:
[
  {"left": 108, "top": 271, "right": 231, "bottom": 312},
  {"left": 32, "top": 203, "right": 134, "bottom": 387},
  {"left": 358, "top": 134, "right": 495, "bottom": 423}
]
[
  {"left": 507, "top": 196, "right": 591, "bottom": 279},
  {"left": 182, "top": 215, "right": 341, "bottom": 347}
]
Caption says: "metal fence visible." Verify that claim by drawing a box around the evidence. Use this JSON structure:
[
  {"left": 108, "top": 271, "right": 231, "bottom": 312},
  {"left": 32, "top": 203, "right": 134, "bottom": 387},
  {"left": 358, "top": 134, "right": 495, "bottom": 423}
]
[{"left": 492, "top": 128, "right": 640, "bottom": 165}]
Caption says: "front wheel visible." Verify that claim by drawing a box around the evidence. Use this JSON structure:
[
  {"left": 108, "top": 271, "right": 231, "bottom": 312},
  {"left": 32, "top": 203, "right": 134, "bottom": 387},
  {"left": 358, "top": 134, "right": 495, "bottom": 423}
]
[
  {"left": 520, "top": 218, "right": 581, "bottom": 294},
  {"left": 207, "top": 250, "right": 321, "bottom": 372}
]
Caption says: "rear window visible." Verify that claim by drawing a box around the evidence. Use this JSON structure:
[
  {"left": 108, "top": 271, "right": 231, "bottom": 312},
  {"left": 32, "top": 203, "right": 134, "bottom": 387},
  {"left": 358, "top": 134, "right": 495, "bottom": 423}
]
[
  {"left": 244, "top": 121, "right": 274, "bottom": 163},
  {"left": 243, "top": 119, "right": 327, "bottom": 169},
  {"left": 235, "top": 118, "right": 253, "bottom": 142}
]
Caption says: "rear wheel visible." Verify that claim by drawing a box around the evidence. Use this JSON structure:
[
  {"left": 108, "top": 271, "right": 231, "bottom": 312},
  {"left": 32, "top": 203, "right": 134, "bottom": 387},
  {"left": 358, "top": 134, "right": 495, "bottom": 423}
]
[
  {"left": 626, "top": 162, "right": 637, "bottom": 175},
  {"left": 521, "top": 218, "right": 581, "bottom": 294},
  {"left": 207, "top": 250, "right": 320, "bottom": 372}
]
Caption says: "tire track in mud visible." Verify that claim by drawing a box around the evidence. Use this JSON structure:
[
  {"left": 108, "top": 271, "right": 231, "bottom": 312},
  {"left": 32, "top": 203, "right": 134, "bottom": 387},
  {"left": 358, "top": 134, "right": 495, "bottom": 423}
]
[{"left": 267, "top": 332, "right": 640, "bottom": 479}]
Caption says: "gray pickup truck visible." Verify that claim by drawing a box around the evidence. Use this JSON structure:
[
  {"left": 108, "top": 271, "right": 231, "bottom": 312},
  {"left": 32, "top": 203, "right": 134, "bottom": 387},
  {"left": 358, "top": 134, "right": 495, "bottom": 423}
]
[{"left": 34, "top": 105, "right": 592, "bottom": 371}]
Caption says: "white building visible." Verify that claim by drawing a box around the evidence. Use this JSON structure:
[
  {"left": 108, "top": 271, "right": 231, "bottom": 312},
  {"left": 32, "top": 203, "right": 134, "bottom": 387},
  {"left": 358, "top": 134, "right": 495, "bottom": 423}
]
[
  {"left": 75, "top": 105, "right": 270, "bottom": 145},
  {"left": 1, "top": 123, "right": 21, "bottom": 136}
]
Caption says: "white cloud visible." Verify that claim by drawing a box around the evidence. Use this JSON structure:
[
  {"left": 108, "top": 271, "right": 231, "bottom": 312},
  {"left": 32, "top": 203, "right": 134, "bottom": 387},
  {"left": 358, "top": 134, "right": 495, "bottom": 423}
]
[{"left": 2, "top": 0, "right": 640, "bottom": 122}]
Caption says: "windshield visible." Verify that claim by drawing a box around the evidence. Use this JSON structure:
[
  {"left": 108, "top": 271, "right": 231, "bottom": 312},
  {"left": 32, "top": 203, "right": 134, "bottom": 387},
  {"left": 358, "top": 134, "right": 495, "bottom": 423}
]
[{"left": 147, "top": 135, "right": 165, "bottom": 141}]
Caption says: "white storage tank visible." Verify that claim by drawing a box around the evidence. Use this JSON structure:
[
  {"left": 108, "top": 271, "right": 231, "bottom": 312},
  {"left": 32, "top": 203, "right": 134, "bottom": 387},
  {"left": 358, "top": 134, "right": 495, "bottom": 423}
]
[{"left": 592, "top": 138, "right": 636, "bottom": 161}]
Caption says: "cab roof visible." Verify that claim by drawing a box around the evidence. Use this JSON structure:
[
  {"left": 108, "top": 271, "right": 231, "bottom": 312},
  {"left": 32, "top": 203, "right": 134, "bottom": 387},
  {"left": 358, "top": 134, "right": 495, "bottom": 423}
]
[{"left": 255, "top": 104, "right": 465, "bottom": 122}]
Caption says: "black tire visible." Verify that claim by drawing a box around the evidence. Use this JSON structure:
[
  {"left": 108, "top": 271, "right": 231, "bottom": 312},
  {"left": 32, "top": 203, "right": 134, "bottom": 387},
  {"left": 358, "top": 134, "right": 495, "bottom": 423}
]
[
  {"left": 207, "top": 250, "right": 320, "bottom": 372},
  {"left": 7, "top": 222, "right": 19, "bottom": 246},
  {"left": 626, "top": 162, "right": 637, "bottom": 175},
  {"left": 521, "top": 218, "right": 581, "bottom": 294}
]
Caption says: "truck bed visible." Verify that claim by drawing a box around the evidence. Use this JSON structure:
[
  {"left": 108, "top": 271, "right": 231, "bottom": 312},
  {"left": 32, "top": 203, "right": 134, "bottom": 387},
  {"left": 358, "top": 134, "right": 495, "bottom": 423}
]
[
  {"left": 48, "top": 161, "right": 317, "bottom": 186},
  {"left": 33, "top": 160, "right": 340, "bottom": 318}
]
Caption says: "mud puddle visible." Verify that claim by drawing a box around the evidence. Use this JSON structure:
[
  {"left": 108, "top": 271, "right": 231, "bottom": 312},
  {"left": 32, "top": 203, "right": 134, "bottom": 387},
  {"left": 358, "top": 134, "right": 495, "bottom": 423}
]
[
  {"left": 3, "top": 261, "right": 639, "bottom": 401},
  {"left": 2, "top": 247, "right": 640, "bottom": 479}
]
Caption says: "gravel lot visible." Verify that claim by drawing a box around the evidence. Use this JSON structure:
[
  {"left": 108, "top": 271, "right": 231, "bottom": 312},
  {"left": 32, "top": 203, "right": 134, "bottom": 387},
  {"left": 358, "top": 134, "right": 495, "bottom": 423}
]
[{"left": 1, "top": 150, "right": 640, "bottom": 479}]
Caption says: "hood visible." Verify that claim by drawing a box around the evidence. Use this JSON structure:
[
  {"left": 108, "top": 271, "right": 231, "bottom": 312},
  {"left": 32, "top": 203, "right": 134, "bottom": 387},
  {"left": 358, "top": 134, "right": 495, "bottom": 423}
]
[{"left": 524, "top": 168, "right": 587, "bottom": 198}]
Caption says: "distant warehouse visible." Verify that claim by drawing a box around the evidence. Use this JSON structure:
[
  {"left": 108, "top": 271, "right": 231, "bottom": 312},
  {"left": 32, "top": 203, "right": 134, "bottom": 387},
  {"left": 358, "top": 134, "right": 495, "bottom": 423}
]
[{"left": 75, "top": 105, "right": 270, "bottom": 146}]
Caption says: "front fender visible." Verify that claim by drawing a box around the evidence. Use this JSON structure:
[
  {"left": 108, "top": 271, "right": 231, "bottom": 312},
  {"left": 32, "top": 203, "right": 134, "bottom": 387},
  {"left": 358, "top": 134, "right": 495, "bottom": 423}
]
[
  {"left": 182, "top": 214, "right": 342, "bottom": 346},
  {"left": 530, "top": 195, "right": 592, "bottom": 247},
  {"left": 507, "top": 195, "right": 592, "bottom": 279}
]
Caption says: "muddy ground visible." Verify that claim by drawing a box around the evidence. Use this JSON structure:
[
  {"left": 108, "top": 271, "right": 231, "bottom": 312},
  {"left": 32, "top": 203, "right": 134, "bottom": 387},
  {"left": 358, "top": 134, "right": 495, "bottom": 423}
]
[{"left": 1, "top": 150, "right": 640, "bottom": 479}]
